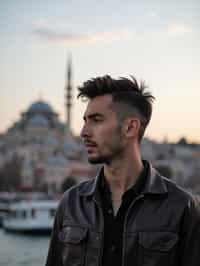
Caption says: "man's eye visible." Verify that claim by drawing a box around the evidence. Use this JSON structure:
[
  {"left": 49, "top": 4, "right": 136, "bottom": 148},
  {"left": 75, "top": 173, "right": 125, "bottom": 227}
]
[{"left": 93, "top": 118, "right": 103, "bottom": 122}]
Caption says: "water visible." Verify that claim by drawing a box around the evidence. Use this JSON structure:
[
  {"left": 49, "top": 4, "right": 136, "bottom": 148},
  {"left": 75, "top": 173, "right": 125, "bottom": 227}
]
[{"left": 0, "top": 229, "right": 50, "bottom": 266}]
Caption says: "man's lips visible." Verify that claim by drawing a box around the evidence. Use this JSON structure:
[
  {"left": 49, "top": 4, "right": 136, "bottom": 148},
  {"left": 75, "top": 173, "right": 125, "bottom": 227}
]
[
  {"left": 84, "top": 141, "right": 97, "bottom": 150},
  {"left": 85, "top": 144, "right": 97, "bottom": 149},
  {"left": 84, "top": 140, "right": 97, "bottom": 146}
]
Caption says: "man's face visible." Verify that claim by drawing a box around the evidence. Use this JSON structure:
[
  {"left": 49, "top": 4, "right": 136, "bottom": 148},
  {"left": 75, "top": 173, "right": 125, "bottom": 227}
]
[{"left": 81, "top": 95, "right": 126, "bottom": 164}]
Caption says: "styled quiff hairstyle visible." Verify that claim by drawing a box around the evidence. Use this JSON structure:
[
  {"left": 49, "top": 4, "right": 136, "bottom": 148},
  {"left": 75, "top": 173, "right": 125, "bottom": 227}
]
[{"left": 78, "top": 75, "right": 155, "bottom": 142}]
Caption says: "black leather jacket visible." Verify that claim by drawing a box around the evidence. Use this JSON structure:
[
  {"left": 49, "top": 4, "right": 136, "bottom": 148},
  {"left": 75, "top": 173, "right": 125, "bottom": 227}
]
[{"left": 46, "top": 163, "right": 200, "bottom": 266}]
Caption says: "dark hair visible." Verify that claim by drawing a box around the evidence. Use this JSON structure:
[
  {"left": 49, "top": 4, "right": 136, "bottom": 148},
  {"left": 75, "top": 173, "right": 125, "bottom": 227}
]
[{"left": 78, "top": 75, "right": 155, "bottom": 142}]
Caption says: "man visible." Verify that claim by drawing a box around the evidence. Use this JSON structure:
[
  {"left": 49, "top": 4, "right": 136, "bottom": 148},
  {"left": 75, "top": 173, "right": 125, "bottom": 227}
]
[{"left": 46, "top": 75, "right": 200, "bottom": 266}]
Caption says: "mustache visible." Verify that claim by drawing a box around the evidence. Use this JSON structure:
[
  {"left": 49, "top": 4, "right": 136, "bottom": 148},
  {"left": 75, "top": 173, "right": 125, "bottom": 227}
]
[{"left": 84, "top": 140, "right": 97, "bottom": 146}]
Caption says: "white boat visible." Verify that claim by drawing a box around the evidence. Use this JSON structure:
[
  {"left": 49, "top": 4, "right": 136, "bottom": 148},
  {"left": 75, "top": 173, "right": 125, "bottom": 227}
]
[
  {"left": 3, "top": 199, "right": 58, "bottom": 234},
  {"left": 0, "top": 192, "right": 16, "bottom": 227}
]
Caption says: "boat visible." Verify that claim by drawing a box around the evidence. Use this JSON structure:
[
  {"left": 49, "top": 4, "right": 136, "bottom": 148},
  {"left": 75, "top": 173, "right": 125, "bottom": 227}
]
[
  {"left": 2, "top": 198, "right": 58, "bottom": 234},
  {"left": 0, "top": 192, "right": 16, "bottom": 227}
]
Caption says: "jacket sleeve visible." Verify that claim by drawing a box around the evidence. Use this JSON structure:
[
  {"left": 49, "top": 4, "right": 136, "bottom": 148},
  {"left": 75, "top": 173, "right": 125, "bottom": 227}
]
[
  {"left": 45, "top": 201, "right": 63, "bottom": 266},
  {"left": 179, "top": 196, "right": 200, "bottom": 266}
]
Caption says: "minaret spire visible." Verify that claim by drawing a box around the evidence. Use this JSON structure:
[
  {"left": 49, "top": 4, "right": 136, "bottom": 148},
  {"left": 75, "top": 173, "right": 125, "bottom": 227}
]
[{"left": 65, "top": 54, "right": 72, "bottom": 130}]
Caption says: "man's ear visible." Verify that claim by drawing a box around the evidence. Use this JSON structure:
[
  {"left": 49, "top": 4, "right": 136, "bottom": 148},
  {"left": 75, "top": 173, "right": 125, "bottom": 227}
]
[{"left": 123, "top": 117, "right": 141, "bottom": 138}]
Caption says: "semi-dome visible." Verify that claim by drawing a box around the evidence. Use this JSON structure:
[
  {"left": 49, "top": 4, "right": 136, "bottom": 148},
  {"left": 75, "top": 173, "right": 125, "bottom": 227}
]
[
  {"left": 28, "top": 115, "right": 49, "bottom": 127},
  {"left": 46, "top": 136, "right": 59, "bottom": 146},
  {"left": 27, "top": 100, "right": 54, "bottom": 114},
  {"left": 47, "top": 155, "right": 69, "bottom": 166}
]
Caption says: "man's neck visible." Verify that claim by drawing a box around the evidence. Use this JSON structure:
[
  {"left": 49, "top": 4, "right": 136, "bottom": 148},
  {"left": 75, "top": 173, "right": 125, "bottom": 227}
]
[
  {"left": 104, "top": 156, "right": 144, "bottom": 196},
  {"left": 103, "top": 156, "right": 143, "bottom": 216}
]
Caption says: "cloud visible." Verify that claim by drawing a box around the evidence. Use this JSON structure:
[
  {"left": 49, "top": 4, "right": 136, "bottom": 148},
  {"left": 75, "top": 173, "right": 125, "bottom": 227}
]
[
  {"left": 167, "top": 23, "right": 193, "bottom": 35},
  {"left": 34, "top": 18, "right": 49, "bottom": 28},
  {"left": 32, "top": 19, "right": 132, "bottom": 43},
  {"left": 148, "top": 10, "right": 158, "bottom": 18},
  {"left": 33, "top": 28, "right": 86, "bottom": 42}
]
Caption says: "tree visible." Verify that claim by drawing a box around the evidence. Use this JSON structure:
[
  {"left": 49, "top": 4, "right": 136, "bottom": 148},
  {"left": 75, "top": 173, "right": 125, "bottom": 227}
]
[
  {"left": 0, "top": 154, "right": 22, "bottom": 191},
  {"left": 177, "top": 137, "right": 188, "bottom": 146}
]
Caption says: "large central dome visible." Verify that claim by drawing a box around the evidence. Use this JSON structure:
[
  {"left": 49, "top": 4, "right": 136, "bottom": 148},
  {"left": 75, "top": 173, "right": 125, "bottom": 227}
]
[
  {"left": 8, "top": 99, "right": 61, "bottom": 132},
  {"left": 28, "top": 100, "right": 53, "bottom": 114}
]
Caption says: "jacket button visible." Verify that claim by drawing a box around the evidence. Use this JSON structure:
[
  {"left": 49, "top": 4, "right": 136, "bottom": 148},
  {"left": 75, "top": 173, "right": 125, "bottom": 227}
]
[
  {"left": 108, "top": 209, "right": 112, "bottom": 214},
  {"left": 111, "top": 245, "right": 116, "bottom": 252}
]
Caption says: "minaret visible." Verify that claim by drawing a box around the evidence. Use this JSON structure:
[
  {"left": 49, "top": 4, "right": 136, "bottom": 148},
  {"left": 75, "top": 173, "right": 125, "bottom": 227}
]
[
  {"left": 63, "top": 55, "right": 78, "bottom": 157},
  {"left": 65, "top": 55, "right": 72, "bottom": 131}
]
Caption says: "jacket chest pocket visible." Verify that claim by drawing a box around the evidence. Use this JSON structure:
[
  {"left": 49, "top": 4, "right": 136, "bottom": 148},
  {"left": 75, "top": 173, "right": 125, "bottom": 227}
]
[
  {"left": 138, "top": 231, "right": 178, "bottom": 266},
  {"left": 58, "top": 225, "right": 88, "bottom": 266}
]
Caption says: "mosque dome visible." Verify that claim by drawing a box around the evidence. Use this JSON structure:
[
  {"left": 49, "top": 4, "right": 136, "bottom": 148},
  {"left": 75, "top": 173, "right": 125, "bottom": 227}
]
[{"left": 27, "top": 100, "right": 54, "bottom": 114}]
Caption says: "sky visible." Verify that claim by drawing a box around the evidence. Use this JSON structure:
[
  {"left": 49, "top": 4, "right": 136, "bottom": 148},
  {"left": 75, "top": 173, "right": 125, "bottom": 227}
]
[{"left": 0, "top": 0, "right": 200, "bottom": 143}]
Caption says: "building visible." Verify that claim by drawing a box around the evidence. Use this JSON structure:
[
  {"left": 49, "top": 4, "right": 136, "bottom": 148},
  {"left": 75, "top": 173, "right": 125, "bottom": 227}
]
[{"left": 0, "top": 57, "right": 95, "bottom": 192}]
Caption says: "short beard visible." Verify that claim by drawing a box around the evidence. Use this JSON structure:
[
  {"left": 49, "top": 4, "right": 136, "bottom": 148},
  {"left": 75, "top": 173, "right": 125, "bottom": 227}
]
[
  {"left": 87, "top": 121, "right": 125, "bottom": 165},
  {"left": 88, "top": 156, "right": 109, "bottom": 165},
  {"left": 87, "top": 143, "right": 125, "bottom": 165}
]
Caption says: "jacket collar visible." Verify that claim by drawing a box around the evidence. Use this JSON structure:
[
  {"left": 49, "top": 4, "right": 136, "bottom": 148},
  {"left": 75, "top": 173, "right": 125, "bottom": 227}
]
[
  {"left": 79, "top": 161, "right": 168, "bottom": 197},
  {"left": 142, "top": 163, "right": 168, "bottom": 195}
]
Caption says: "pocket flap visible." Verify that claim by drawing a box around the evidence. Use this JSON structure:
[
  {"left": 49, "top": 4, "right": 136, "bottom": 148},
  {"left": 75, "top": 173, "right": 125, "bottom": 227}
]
[
  {"left": 59, "top": 225, "right": 88, "bottom": 244},
  {"left": 139, "top": 232, "right": 178, "bottom": 252}
]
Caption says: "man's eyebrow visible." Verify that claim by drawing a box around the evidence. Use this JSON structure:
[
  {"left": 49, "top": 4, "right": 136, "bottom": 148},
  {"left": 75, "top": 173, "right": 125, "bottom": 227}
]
[{"left": 83, "top": 113, "right": 104, "bottom": 121}]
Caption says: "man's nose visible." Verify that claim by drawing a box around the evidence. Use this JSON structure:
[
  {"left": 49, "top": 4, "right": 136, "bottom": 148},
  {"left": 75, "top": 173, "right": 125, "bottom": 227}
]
[{"left": 80, "top": 123, "right": 91, "bottom": 138}]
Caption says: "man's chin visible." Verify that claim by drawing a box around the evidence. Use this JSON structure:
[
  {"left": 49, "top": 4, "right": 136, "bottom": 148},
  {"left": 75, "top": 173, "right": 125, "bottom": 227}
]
[{"left": 88, "top": 156, "right": 105, "bottom": 164}]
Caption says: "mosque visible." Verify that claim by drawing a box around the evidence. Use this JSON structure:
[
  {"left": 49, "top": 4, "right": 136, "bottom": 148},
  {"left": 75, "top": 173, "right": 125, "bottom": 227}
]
[{"left": 0, "top": 57, "right": 95, "bottom": 192}]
